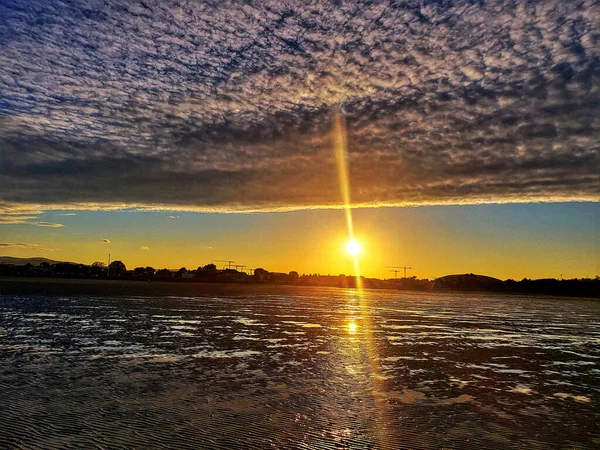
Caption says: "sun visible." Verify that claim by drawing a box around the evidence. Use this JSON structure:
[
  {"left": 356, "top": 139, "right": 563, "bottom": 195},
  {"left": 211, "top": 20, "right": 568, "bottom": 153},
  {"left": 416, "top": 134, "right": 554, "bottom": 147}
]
[{"left": 346, "top": 239, "right": 362, "bottom": 256}]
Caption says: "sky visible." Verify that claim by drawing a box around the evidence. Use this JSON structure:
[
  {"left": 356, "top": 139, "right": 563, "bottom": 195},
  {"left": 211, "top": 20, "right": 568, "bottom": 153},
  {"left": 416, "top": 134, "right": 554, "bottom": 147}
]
[
  {"left": 0, "top": 0, "right": 599, "bottom": 279},
  {"left": 1, "top": 203, "right": 598, "bottom": 280}
]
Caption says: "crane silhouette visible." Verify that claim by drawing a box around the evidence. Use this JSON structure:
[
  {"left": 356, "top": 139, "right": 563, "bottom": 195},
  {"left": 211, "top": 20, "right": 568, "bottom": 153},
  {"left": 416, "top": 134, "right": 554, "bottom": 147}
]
[
  {"left": 386, "top": 265, "right": 412, "bottom": 279},
  {"left": 213, "top": 259, "right": 235, "bottom": 270}
]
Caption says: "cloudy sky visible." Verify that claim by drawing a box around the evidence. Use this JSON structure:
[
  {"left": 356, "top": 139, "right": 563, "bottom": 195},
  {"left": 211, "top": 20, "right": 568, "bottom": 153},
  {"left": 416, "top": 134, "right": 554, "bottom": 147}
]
[{"left": 0, "top": 0, "right": 598, "bottom": 278}]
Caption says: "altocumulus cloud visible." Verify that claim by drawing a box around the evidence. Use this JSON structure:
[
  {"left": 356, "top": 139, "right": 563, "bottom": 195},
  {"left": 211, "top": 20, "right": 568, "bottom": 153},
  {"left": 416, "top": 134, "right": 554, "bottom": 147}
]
[
  {"left": 140, "top": 246, "right": 149, "bottom": 250},
  {"left": 100, "top": 239, "right": 111, "bottom": 244},
  {"left": 0, "top": 0, "right": 598, "bottom": 212}
]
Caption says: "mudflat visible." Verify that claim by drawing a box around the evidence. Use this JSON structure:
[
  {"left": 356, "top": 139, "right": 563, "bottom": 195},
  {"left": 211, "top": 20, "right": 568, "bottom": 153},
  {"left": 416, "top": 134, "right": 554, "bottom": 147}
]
[{"left": 1, "top": 286, "right": 599, "bottom": 448}]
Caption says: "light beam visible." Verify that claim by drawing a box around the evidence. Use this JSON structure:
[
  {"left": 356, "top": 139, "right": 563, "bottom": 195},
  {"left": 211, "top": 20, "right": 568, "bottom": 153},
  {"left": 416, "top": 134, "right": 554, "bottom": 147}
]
[{"left": 333, "top": 106, "right": 362, "bottom": 289}]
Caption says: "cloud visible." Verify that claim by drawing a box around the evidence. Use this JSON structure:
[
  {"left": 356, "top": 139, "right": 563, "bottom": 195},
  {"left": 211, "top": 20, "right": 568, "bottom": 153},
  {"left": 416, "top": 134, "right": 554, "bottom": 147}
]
[
  {"left": 57, "top": 213, "right": 77, "bottom": 216},
  {"left": 0, "top": 243, "right": 59, "bottom": 251},
  {"left": 0, "top": 215, "right": 39, "bottom": 224},
  {"left": 0, "top": 204, "right": 67, "bottom": 226},
  {"left": 168, "top": 216, "right": 180, "bottom": 219},
  {"left": 0, "top": 204, "right": 45, "bottom": 224},
  {"left": 100, "top": 239, "right": 111, "bottom": 243},
  {"left": 35, "top": 222, "right": 64, "bottom": 228},
  {"left": 0, "top": 1, "right": 598, "bottom": 212},
  {"left": 140, "top": 246, "right": 150, "bottom": 250},
  {"left": 0, "top": 243, "right": 37, "bottom": 248}
]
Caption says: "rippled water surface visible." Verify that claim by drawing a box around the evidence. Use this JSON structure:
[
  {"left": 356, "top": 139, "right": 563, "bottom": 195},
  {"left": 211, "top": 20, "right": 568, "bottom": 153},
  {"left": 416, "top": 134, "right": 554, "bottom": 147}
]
[{"left": 1, "top": 285, "right": 599, "bottom": 449}]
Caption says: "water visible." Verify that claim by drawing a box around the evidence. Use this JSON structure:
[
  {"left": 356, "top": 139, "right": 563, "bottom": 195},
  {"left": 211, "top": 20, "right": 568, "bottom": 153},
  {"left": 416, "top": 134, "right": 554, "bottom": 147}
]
[{"left": 1, "top": 286, "right": 599, "bottom": 449}]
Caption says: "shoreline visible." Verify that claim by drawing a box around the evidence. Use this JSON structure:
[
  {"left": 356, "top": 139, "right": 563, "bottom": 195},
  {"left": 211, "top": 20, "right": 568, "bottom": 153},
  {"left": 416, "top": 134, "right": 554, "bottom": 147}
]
[
  {"left": 1, "top": 276, "right": 598, "bottom": 300},
  {"left": 0, "top": 277, "right": 300, "bottom": 297}
]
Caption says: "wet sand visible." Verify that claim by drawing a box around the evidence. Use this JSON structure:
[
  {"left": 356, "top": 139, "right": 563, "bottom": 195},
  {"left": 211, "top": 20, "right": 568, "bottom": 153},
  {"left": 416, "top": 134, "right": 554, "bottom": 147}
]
[{"left": 1, "top": 286, "right": 599, "bottom": 449}]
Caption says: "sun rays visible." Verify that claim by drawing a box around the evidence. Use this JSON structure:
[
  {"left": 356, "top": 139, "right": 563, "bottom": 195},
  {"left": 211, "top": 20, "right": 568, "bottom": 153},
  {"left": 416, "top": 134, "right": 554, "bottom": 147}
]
[{"left": 333, "top": 106, "right": 363, "bottom": 289}]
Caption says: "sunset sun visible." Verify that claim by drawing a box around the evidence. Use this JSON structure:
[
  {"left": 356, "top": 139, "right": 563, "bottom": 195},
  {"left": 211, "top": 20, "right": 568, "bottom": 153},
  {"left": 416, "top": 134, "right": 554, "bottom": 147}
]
[{"left": 346, "top": 240, "right": 362, "bottom": 256}]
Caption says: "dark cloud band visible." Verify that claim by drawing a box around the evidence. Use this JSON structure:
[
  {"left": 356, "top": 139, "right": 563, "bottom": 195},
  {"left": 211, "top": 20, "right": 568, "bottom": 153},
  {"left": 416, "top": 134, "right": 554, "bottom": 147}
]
[{"left": 0, "top": 0, "right": 598, "bottom": 211}]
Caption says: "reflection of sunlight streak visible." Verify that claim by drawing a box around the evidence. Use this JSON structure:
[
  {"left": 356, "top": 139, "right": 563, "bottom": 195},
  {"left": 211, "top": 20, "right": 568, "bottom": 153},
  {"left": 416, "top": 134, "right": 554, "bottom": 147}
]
[
  {"left": 354, "top": 291, "right": 393, "bottom": 448},
  {"left": 333, "top": 107, "right": 392, "bottom": 447}
]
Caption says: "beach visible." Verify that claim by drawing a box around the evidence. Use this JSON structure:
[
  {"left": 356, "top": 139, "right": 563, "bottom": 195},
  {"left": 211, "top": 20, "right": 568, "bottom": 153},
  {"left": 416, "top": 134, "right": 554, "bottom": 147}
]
[{"left": 1, "top": 285, "right": 598, "bottom": 448}]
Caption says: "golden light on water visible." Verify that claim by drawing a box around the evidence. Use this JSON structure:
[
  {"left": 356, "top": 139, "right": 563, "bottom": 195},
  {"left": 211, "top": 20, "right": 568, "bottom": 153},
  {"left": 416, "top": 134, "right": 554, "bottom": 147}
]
[{"left": 347, "top": 321, "right": 358, "bottom": 333}]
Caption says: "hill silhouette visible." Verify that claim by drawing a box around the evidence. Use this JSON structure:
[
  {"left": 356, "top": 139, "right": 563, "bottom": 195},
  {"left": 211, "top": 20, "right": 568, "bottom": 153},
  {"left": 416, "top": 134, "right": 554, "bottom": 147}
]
[
  {"left": 432, "top": 273, "right": 504, "bottom": 291},
  {"left": 0, "top": 256, "right": 63, "bottom": 266}
]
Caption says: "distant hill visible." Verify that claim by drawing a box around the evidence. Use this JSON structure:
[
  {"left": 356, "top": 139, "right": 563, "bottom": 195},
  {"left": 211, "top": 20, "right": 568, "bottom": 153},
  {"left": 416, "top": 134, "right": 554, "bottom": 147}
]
[
  {"left": 0, "top": 256, "right": 63, "bottom": 266},
  {"left": 432, "top": 273, "right": 504, "bottom": 291}
]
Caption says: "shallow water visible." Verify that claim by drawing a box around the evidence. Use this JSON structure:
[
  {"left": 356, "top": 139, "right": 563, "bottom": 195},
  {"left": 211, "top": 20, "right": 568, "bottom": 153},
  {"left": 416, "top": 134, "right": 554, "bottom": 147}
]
[{"left": 1, "top": 286, "right": 599, "bottom": 449}]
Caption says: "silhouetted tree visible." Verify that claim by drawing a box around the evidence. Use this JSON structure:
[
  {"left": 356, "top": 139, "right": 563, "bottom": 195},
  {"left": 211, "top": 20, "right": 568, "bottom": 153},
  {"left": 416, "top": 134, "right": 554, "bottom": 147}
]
[
  {"left": 90, "top": 262, "right": 106, "bottom": 277},
  {"left": 174, "top": 267, "right": 188, "bottom": 279},
  {"left": 203, "top": 263, "right": 217, "bottom": 272},
  {"left": 156, "top": 268, "right": 172, "bottom": 279},
  {"left": 132, "top": 266, "right": 154, "bottom": 279},
  {"left": 108, "top": 260, "right": 126, "bottom": 277},
  {"left": 254, "top": 268, "right": 268, "bottom": 282}
]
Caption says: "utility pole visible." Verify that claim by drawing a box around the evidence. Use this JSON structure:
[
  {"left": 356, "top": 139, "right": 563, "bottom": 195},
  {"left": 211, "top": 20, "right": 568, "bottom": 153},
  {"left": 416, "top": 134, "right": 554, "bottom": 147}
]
[
  {"left": 107, "top": 253, "right": 111, "bottom": 277},
  {"left": 386, "top": 265, "right": 413, "bottom": 278}
]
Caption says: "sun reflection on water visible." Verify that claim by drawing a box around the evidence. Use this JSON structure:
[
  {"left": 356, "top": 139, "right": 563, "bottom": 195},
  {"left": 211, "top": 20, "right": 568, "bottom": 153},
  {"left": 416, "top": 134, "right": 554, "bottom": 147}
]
[{"left": 348, "top": 321, "right": 358, "bottom": 334}]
